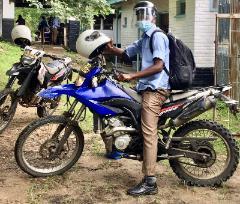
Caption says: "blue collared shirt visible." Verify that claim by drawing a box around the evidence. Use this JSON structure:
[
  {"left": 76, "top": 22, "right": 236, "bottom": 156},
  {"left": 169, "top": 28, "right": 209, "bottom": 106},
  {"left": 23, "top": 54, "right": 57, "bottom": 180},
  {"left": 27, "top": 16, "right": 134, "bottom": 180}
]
[
  {"left": 125, "top": 25, "right": 170, "bottom": 91},
  {"left": 52, "top": 17, "right": 60, "bottom": 28}
]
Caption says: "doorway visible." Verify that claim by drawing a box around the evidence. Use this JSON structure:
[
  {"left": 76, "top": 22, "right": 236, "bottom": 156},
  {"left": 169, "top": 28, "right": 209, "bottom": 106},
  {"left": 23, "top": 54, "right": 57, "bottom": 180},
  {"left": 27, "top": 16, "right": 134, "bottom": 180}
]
[{"left": 157, "top": 13, "right": 169, "bottom": 33}]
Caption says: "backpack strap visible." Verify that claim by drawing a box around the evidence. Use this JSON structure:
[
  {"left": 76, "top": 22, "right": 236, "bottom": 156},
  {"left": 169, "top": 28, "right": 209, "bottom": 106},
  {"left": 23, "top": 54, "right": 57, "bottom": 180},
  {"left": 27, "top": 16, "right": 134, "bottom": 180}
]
[{"left": 149, "top": 29, "right": 170, "bottom": 76}]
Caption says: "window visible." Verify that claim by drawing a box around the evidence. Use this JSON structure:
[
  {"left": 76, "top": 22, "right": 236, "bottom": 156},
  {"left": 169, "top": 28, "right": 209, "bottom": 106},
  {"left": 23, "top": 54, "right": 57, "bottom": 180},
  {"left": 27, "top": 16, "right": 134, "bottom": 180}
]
[
  {"left": 123, "top": 17, "right": 127, "bottom": 28},
  {"left": 176, "top": 0, "right": 186, "bottom": 16},
  {"left": 210, "top": 0, "right": 218, "bottom": 12},
  {"left": 103, "top": 16, "right": 113, "bottom": 30},
  {"left": 93, "top": 17, "right": 101, "bottom": 30}
]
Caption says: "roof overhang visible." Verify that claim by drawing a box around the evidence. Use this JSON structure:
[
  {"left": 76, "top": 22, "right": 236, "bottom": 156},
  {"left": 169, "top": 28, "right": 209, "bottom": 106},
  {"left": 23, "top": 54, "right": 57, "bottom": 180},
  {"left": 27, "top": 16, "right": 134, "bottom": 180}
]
[
  {"left": 14, "top": 0, "right": 51, "bottom": 8},
  {"left": 107, "top": 0, "right": 127, "bottom": 6}
]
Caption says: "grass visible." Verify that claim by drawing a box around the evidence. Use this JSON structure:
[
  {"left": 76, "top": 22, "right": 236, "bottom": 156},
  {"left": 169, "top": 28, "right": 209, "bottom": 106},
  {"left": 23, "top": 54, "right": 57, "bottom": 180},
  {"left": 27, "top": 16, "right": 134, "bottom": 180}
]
[
  {"left": 196, "top": 102, "right": 240, "bottom": 134},
  {"left": 0, "top": 39, "right": 22, "bottom": 89}
]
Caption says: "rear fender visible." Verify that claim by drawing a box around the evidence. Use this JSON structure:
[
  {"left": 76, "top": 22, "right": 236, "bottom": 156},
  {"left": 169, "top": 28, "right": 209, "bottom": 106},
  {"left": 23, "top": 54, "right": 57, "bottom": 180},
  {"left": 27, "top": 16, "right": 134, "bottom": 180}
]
[{"left": 38, "top": 84, "right": 78, "bottom": 99}]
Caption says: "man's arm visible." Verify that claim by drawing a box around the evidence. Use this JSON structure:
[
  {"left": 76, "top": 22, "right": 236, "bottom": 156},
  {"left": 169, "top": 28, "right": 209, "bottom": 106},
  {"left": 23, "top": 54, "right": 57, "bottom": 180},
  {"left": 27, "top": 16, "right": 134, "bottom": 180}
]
[
  {"left": 104, "top": 40, "right": 124, "bottom": 57},
  {"left": 104, "top": 38, "right": 142, "bottom": 58},
  {"left": 118, "top": 32, "right": 168, "bottom": 81},
  {"left": 118, "top": 58, "right": 164, "bottom": 81}
]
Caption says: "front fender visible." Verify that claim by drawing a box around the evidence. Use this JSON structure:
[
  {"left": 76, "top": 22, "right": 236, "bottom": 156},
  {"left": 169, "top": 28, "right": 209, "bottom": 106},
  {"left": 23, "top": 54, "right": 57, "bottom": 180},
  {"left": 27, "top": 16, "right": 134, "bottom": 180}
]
[
  {"left": 6, "top": 63, "right": 30, "bottom": 76},
  {"left": 38, "top": 84, "right": 78, "bottom": 99},
  {"left": 6, "top": 63, "right": 21, "bottom": 76}
]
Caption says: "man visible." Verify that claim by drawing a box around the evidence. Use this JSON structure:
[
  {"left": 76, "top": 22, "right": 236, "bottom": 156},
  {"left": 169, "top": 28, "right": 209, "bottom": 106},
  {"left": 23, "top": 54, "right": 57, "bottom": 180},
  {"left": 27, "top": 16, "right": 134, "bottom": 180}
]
[
  {"left": 52, "top": 16, "right": 60, "bottom": 45},
  {"left": 16, "top": 15, "right": 25, "bottom": 25},
  {"left": 38, "top": 16, "right": 49, "bottom": 45},
  {"left": 104, "top": 1, "right": 170, "bottom": 196}
]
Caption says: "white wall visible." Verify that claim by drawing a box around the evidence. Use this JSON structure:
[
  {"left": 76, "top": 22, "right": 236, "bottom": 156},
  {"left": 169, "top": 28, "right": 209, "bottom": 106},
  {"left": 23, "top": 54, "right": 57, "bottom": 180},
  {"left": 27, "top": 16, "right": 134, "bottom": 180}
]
[
  {"left": 169, "top": 0, "right": 195, "bottom": 51},
  {"left": 120, "top": 0, "right": 138, "bottom": 49},
  {"left": 0, "top": 0, "right": 3, "bottom": 37},
  {"left": 194, "top": 0, "right": 216, "bottom": 67},
  {"left": 113, "top": 17, "right": 121, "bottom": 45},
  {"left": 2, "top": 0, "right": 14, "bottom": 19},
  {"left": 169, "top": 0, "right": 216, "bottom": 67}
]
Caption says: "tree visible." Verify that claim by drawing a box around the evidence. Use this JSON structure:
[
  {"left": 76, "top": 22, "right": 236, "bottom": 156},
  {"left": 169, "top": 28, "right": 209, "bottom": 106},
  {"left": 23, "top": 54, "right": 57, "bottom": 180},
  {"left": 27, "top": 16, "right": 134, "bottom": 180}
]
[{"left": 28, "top": 0, "right": 113, "bottom": 27}]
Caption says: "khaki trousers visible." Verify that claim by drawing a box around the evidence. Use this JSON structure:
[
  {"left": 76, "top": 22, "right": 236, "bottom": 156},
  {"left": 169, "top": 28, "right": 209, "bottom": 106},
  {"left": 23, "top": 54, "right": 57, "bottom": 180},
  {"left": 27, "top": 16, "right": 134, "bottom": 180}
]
[
  {"left": 52, "top": 28, "right": 58, "bottom": 44},
  {"left": 141, "top": 89, "right": 169, "bottom": 176}
]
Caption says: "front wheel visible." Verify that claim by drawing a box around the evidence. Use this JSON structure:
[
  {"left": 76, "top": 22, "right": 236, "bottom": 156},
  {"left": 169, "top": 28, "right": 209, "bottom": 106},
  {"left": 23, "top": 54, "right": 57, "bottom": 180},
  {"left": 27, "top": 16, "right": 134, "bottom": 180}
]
[
  {"left": 169, "top": 120, "right": 239, "bottom": 187},
  {"left": 0, "top": 88, "right": 18, "bottom": 134},
  {"left": 15, "top": 116, "right": 84, "bottom": 177}
]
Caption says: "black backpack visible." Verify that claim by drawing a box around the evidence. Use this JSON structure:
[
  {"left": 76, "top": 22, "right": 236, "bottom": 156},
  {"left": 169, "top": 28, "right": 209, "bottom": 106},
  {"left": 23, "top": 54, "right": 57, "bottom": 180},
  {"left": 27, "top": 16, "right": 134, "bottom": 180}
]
[{"left": 150, "top": 29, "right": 196, "bottom": 90}]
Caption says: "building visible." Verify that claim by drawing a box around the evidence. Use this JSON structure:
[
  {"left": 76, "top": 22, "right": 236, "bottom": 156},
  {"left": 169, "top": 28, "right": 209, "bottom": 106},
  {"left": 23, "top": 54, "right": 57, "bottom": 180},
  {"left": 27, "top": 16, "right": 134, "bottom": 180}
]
[
  {"left": 0, "top": 0, "right": 15, "bottom": 41},
  {"left": 95, "top": 0, "right": 218, "bottom": 69}
]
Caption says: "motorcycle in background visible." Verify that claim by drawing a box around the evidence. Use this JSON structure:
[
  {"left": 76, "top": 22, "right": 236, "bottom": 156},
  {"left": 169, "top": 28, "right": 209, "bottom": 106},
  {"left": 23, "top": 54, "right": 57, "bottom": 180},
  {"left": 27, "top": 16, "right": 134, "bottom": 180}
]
[
  {"left": 14, "top": 56, "right": 240, "bottom": 187},
  {"left": 0, "top": 46, "right": 74, "bottom": 134}
]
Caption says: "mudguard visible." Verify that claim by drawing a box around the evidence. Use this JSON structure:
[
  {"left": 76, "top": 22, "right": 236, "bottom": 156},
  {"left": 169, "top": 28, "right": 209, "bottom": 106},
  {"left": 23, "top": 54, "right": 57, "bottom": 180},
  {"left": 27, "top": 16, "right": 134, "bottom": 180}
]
[
  {"left": 38, "top": 66, "right": 133, "bottom": 116},
  {"left": 38, "top": 84, "right": 78, "bottom": 99},
  {"left": 6, "top": 63, "right": 25, "bottom": 76}
]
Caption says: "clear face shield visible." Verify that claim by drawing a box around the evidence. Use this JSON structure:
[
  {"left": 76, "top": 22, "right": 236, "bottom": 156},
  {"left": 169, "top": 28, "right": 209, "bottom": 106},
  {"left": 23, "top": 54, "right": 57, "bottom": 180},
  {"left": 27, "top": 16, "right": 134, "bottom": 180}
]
[{"left": 135, "top": 7, "right": 155, "bottom": 23}]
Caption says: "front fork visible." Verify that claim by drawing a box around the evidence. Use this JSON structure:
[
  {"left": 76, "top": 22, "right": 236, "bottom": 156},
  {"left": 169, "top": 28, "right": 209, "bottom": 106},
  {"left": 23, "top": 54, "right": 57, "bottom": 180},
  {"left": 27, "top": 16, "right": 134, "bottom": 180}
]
[
  {"left": 5, "top": 76, "right": 16, "bottom": 89},
  {"left": 50, "top": 99, "right": 86, "bottom": 159}
]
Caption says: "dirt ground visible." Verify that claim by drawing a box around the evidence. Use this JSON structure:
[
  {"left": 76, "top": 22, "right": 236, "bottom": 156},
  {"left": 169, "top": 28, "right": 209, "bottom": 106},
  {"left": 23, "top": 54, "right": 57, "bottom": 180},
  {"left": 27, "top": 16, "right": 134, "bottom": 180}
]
[{"left": 0, "top": 106, "right": 239, "bottom": 204}]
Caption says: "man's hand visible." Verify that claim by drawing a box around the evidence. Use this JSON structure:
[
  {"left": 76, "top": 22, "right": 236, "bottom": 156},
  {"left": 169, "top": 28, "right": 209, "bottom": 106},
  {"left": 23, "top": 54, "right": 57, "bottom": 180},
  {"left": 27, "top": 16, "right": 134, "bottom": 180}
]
[
  {"left": 117, "top": 73, "right": 134, "bottom": 82},
  {"left": 104, "top": 39, "right": 114, "bottom": 53}
]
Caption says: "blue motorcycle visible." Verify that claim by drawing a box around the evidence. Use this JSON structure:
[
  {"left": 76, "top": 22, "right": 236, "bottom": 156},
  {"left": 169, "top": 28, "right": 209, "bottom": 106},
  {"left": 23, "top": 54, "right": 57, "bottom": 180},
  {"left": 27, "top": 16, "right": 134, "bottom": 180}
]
[{"left": 14, "top": 56, "right": 239, "bottom": 187}]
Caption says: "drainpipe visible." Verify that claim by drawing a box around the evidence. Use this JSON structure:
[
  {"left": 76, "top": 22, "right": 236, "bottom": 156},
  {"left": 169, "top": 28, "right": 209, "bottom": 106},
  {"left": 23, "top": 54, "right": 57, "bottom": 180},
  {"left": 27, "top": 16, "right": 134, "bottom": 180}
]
[
  {"left": 115, "top": 9, "right": 120, "bottom": 68},
  {"left": 136, "top": 28, "right": 140, "bottom": 71}
]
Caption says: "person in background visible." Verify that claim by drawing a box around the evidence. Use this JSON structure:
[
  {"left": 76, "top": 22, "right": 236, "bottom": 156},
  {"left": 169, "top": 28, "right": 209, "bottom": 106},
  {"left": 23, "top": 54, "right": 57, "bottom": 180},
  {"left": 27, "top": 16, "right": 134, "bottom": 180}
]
[
  {"left": 52, "top": 16, "right": 61, "bottom": 45},
  {"left": 48, "top": 16, "right": 54, "bottom": 43},
  {"left": 16, "top": 15, "right": 25, "bottom": 25},
  {"left": 58, "top": 23, "right": 65, "bottom": 45},
  {"left": 38, "top": 16, "right": 49, "bottom": 45}
]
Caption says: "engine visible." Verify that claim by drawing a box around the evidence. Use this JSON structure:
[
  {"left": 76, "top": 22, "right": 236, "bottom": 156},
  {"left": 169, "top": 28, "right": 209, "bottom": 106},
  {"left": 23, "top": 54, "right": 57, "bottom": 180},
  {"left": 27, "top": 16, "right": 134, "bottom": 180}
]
[{"left": 103, "top": 117, "right": 133, "bottom": 151}]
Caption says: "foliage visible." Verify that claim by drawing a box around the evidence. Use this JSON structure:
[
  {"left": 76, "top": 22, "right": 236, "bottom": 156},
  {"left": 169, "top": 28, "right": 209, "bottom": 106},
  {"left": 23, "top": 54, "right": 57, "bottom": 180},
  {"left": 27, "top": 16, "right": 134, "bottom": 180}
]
[
  {"left": 27, "top": 0, "right": 113, "bottom": 27},
  {"left": 15, "top": 8, "right": 43, "bottom": 36}
]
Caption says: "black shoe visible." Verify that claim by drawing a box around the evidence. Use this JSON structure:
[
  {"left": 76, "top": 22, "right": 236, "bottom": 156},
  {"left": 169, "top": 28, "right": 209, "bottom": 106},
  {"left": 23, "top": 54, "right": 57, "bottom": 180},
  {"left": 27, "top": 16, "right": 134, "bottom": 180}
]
[{"left": 127, "top": 176, "right": 158, "bottom": 196}]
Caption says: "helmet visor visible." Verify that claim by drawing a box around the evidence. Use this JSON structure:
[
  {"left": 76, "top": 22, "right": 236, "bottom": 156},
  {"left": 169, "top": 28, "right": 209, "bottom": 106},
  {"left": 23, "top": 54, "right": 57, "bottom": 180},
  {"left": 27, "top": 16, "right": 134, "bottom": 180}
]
[{"left": 135, "top": 7, "right": 155, "bottom": 21}]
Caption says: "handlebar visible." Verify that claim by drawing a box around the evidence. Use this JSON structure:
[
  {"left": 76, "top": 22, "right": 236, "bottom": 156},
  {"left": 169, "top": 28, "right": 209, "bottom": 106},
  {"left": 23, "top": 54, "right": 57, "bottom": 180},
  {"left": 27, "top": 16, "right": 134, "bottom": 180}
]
[{"left": 72, "top": 68, "right": 86, "bottom": 77}]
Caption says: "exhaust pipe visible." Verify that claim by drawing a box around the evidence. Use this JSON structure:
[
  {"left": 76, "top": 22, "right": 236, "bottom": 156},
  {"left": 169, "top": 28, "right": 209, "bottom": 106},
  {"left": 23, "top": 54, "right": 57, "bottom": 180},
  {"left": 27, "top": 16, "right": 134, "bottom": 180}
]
[
  {"left": 173, "top": 96, "right": 216, "bottom": 127},
  {"left": 105, "top": 127, "right": 137, "bottom": 136}
]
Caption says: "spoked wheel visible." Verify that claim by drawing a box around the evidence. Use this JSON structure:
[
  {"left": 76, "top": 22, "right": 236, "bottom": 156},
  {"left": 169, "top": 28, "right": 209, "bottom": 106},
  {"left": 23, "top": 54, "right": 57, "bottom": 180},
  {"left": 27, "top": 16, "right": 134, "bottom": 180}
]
[
  {"left": 15, "top": 116, "right": 84, "bottom": 177},
  {"left": 37, "top": 97, "right": 61, "bottom": 118},
  {"left": 169, "top": 120, "right": 239, "bottom": 187},
  {"left": 0, "top": 89, "right": 18, "bottom": 134}
]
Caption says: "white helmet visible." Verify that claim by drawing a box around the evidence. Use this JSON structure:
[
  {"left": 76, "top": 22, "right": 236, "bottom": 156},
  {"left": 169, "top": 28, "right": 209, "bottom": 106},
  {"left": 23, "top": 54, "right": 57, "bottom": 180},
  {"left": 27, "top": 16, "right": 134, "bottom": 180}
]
[
  {"left": 76, "top": 30, "right": 110, "bottom": 59},
  {"left": 11, "top": 25, "right": 32, "bottom": 46}
]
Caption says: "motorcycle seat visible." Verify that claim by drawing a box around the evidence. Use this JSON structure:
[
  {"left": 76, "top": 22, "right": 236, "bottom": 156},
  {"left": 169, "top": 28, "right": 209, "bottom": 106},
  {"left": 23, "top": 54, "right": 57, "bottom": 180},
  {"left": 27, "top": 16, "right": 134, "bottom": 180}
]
[
  {"left": 45, "top": 60, "right": 67, "bottom": 75},
  {"left": 122, "top": 86, "right": 198, "bottom": 104}
]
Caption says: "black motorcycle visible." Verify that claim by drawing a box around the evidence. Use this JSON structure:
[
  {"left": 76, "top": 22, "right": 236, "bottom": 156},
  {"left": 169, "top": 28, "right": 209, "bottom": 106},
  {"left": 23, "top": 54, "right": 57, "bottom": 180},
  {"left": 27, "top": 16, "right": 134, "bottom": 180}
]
[
  {"left": 0, "top": 46, "right": 73, "bottom": 133},
  {"left": 14, "top": 56, "right": 240, "bottom": 187}
]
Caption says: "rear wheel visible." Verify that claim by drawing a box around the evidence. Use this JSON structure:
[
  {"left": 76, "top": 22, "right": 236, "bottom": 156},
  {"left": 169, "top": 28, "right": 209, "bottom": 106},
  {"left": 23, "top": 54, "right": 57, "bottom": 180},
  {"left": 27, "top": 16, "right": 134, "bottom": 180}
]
[
  {"left": 15, "top": 116, "right": 84, "bottom": 177},
  {"left": 169, "top": 120, "right": 239, "bottom": 186},
  {"left": 0, "top": 88, "right": 18, "bottom": 134}
]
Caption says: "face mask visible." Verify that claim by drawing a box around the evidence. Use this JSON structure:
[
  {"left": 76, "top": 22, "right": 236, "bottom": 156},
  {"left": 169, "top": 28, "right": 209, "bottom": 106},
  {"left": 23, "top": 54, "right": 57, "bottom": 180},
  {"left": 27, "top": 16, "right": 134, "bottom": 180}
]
[{"left": 136, "top": 20, "right": 154, "bottom": 32}]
